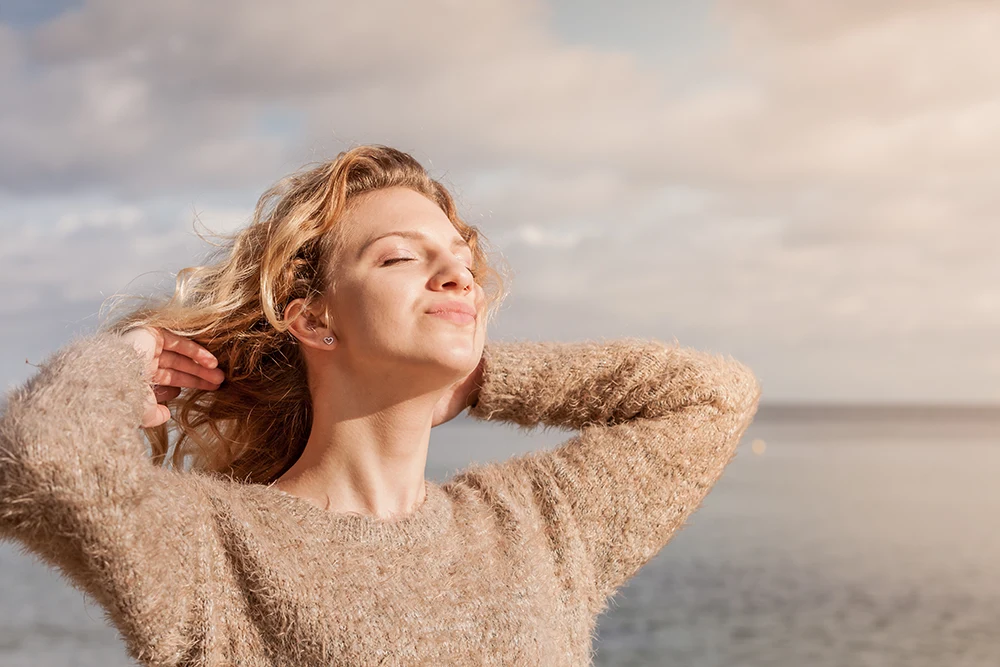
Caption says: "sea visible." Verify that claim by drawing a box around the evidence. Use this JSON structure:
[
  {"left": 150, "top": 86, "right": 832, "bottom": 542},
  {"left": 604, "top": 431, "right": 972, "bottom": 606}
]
[{"left": 1, "top": 409, "right": 998, "bottom": 666}]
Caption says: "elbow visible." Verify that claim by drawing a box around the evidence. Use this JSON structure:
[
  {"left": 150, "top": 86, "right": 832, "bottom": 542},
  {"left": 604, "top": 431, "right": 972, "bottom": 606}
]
[
  {"left": 711, "top": 357, "right": 762, "bottom": 418},
  {"left": 633, "top": 345, "right": 762, "bottom": 420}
]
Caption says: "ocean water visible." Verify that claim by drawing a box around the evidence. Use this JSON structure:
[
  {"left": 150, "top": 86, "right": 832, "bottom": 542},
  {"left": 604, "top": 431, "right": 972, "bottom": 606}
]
[{"left": 1, "top": 416, "right": 998, "bottom": 666}]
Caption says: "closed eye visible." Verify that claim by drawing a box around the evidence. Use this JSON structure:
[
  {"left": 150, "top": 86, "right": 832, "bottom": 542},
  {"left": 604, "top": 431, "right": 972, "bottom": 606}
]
[{"left": 381, "top": 257, "right": 414, "bottom": 266}]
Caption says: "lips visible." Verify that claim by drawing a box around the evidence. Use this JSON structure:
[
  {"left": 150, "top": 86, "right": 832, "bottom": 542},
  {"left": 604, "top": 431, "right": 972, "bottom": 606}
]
[{"left": 427, "top": 301, "right": 479, "bottom": 322}]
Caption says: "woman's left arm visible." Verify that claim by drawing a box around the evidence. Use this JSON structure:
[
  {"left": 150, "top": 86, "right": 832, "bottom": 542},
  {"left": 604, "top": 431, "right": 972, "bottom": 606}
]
[{"left": 461, "top": 338, "right": 762, "bottom": 611}]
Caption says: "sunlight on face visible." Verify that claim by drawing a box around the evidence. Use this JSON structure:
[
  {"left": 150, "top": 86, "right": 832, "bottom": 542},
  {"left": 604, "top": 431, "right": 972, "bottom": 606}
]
[{"left": 324, "top": 187, "right": 487, "bottom": 378}]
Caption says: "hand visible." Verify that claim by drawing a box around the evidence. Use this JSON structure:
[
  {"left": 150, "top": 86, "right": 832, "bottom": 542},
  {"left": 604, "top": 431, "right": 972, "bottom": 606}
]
[
  {"left": 431, "top": 355, "right": 485, "bottom": 428},
  {"left": 120, "top": 326, "right": 226, "bottom": 428}
]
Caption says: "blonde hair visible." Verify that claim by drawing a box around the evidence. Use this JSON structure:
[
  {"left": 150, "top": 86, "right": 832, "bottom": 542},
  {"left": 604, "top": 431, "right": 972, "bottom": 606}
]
[{"left": 104, "top": 145, "right": 510, "bottom": 484}]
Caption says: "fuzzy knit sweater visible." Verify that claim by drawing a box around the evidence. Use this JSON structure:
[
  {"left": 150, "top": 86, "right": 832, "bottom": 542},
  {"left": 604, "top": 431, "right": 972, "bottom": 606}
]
[{"left": 0, "top": 332, "right": 760, "bottom": 666}]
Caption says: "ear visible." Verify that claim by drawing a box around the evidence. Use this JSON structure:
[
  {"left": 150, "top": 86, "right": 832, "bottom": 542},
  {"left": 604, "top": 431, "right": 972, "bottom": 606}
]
[{"left": 284, "top": 298, "right": 338, "bottom": 351}]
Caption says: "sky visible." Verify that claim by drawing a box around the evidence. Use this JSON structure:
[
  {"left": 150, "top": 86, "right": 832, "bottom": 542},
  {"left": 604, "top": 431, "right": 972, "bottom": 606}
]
[{"left": 0, "top": 0, "right": 997, "bottom": 403}]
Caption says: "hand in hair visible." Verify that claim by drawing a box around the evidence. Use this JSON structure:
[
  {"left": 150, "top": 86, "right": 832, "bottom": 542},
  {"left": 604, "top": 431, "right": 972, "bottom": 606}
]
[
  {"left": 120, "top": 327, "right": 226, "bottom": 428},
  {"left": 430, "top": 353, "right": 486, "bottom": 428}
]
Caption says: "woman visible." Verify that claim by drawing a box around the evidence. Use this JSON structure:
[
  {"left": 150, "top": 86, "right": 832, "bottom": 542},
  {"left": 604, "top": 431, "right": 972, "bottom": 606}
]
[{"left": 0, "top": 145, "right": 761, "bottom": 666}]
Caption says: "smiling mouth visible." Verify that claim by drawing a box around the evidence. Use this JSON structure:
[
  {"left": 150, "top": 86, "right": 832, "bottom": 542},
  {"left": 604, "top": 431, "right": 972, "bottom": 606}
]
[{"left": 427, "top": 311, "right": 476, "bottom": 325}]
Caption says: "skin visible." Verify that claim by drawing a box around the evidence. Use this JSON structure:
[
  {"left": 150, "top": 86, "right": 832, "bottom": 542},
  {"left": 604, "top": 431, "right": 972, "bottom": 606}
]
[{"left": 123, "top": 186, "right": 487, "bottom": 520}]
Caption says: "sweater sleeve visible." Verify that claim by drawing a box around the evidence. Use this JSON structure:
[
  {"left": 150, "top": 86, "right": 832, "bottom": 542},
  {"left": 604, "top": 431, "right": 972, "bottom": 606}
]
[
  {"left": 465, "top": 338, "right": 761, "bottom": 610},
  {"left": 0, "top": 332, "right": 227, "bottom": 662}
]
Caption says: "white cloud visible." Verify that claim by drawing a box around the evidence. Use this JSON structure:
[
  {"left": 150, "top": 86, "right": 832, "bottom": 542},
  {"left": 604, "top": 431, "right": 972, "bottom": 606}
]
[
  {"left": 0, "top": 203, "right": 202, "bottom": 315},
  {"left": 508, "top": 224, "right": 592, "bottom": 249},
  {"left": 185, "top": 205, "right": 252, "bottom": 236},
  {"left": 54, "top": 205, "right": 142, "bottom": 235},
  {"left": 1, "top": 1, "right": 998, "bottom": 400}
]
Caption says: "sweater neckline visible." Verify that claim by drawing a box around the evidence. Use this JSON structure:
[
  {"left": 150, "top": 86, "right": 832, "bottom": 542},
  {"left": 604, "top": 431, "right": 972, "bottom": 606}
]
[{"left": 264, "top": 479, "right": 452, "bottom": 547}]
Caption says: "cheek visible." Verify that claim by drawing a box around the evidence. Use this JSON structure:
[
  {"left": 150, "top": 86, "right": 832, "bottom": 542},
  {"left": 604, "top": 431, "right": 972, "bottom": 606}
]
[
  {"left": 353, "top": 280, "right": 414, "bottom": 329},
  {"left": 477, "top": 314, "right": 488, "bottom": 346}
]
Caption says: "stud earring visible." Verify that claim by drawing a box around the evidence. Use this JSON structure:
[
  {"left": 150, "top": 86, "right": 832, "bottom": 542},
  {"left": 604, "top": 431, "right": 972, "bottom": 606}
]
[{"left": 323, "top": 336, "right": 335, "bottom": 345}]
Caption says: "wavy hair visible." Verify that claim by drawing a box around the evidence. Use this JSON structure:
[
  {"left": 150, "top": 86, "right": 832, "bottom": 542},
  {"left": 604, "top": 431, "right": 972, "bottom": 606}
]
[{"left": 103, "top": 145, "right": 510, "bottom": 484}]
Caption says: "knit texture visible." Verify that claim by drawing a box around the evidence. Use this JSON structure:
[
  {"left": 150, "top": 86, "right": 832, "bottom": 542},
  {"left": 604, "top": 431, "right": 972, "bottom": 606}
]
[{"left": 0, "top": 333, "right": 760, "bottom": 666}]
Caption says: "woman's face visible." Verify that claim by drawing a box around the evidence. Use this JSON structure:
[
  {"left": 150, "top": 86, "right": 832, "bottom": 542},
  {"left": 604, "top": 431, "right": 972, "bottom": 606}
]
[{"left": 320, "top": 186, "right": 486, "bottom": 381}]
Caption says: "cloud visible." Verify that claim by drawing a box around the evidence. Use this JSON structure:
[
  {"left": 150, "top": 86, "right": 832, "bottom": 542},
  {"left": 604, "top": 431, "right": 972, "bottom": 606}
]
[
  {"left": 0, "top": 0, "right": 694, "bottom": 194},
  {"left": 186, "top": 204, "right": 253, "bottom": 236},
  {"left": 1, "top": 0, "right": 998, "bottom": 400},
  {"left": 53, "top": 204, "right": 142, "bottom": 235},
  {"left": 0, "top": 205, "right": 179, "bottom": 310},
  {"left": 507, "top": 224, "right": 592, "bottom": 249}
]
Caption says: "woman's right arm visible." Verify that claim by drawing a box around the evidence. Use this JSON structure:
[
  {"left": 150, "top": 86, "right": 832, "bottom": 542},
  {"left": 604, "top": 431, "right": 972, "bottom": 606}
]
[{"left": 0, "top": 332, "right": 229, "bottom": 662}]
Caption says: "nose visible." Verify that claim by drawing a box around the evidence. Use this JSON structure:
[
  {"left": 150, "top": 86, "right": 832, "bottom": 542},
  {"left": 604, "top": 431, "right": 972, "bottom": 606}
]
[{"left": 433, "top": 254, "right": 475, "bottom": 293}]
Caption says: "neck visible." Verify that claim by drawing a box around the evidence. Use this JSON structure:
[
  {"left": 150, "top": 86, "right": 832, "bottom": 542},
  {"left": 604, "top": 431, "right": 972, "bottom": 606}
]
[{"left": 274, "top": 365, "right": 441, "bottom": 520}]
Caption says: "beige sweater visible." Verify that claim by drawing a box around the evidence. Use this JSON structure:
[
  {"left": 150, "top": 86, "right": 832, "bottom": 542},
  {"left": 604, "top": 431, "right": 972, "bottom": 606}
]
[{"left": 0, "top": 332, "right": 760, "bottom": 666}]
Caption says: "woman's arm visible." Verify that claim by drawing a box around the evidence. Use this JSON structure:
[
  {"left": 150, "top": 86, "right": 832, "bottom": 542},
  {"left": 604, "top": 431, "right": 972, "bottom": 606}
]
[
  {"left": 0, "top": 332, "right": 228, "bottom": 661},
  {"left": 464, "top": 338, "right": 761, "bottom": 610}
]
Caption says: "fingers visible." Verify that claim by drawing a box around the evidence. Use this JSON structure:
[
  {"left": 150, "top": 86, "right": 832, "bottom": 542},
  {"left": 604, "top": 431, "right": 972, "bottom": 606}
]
[
  {"left": 153, "top": 385, "right": 182, "bottom": 402},
  {"left": 135, "top": 328, "right": 224, "bottom": 428},
  {"left": 159, "top": 329, "right": 219, "bottom": 369},
  {"left": 153, "top": 367, "right": 223, "bottom": 391},
  {"left": 141, "top": 403, "right": 171, "bottom": 428},
  {"left": 159, "top": 350, "right": 226, "bottom": 385},
  {"left": 140, "top": 386, "right": 170, "bottom": 428},
  {"left": 153, "top": 330, "right": 224, "bottom": 391}
]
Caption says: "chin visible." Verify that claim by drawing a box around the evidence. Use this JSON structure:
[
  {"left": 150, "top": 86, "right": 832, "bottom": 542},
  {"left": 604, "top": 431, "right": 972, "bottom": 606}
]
[{"left": 425, "top": 342, "right": 480, "bottom": 372}]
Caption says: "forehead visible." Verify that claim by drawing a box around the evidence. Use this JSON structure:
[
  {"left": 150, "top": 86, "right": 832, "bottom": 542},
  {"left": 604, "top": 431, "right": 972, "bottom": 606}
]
[{"left": 343, "top": 187, "right": 455, "bottom": 244}]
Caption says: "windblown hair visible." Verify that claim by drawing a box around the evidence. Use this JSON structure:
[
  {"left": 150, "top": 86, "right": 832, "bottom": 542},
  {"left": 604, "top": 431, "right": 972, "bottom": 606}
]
[{"left": 103, "top": 145, "right": 510, "bottom": 484}]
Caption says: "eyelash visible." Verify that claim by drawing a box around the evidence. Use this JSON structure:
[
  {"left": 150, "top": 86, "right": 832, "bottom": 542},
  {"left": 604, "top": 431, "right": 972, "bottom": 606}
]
[{"left": 382, "top": 256, "right": 475, "bottom": 272}]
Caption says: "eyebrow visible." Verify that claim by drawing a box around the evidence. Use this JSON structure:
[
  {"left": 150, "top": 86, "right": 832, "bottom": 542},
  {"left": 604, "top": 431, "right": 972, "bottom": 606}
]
[{"left": 358, "top": 230, "right": 472, "bottom": 259}]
